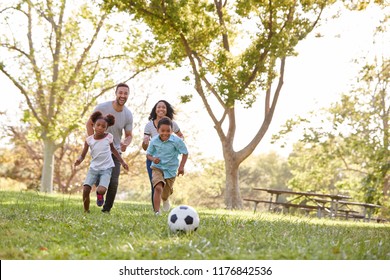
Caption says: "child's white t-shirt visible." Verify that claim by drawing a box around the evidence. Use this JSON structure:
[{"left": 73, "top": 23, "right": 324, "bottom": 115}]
[{"left": 86, "top": 133, "right": 115, "bottom": 171}]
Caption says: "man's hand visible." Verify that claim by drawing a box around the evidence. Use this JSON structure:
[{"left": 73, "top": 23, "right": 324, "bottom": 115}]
[
  {"left": 74, "top": 156, "right": 83, "bottom": 166},
  {"left": 121, "top": 162, "right": 129, "bottom": 171}
]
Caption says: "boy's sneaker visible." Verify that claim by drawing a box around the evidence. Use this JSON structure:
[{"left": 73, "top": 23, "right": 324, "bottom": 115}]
[
  {"left": 96, "top": 193, "right": 104, "bottom": 207},
  {"left": 155, "top": 211, "right": 161, "bottom": 216},
  {"left": 162, "top": 199, "right": 170, "bottom": 212}
]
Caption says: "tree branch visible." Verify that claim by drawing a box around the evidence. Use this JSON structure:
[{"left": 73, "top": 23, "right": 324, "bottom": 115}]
[
  {"left": 26, "top": 1, "right": 47, "bottom": 120},
  {"left": 0, "top": 66, "right": 44, "bottom": 125},
  {"left": 237, "top": 57, "right": 286, "bottom": 163},
  {"left": 214, "top": 0, "right": 229, "bottom": 51}
]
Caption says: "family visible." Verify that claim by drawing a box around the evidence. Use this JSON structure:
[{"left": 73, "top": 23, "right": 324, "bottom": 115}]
[{"left": 74, "top": 83, "right": 188, "bottom": 216}]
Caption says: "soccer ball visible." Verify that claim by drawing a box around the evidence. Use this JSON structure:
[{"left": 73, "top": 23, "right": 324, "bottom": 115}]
[{"left": 168, "top": 205, "right": 200, "bottom": 233}]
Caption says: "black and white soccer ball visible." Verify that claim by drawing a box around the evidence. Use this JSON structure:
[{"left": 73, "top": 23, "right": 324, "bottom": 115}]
[{"left": 168, "top": 205, "right": 200, "bottom": 233}]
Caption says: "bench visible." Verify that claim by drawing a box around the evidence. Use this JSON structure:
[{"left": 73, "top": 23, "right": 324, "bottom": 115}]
[
  {"left": 335, "top": 209, "right": 361, "bottom": 220},
  {"left": 338, "top": 200, "right": 382, "bottom": 222},
  {"left": 243, "top": 198, "right": 324, "bottom": 215},
  {"left": 374, "top": 217, "right": 388, "bottom": 223}
]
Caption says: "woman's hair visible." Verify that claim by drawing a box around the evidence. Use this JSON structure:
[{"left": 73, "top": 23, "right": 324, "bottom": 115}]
[
  {"left": 148, "top": 100, "right": 175, "bottom": 120},
  {"left": 157, "top": 117, "right": 173, "bottom": 129},
  {"left": 90, "top": 111, "right": 115, "bottom": 127}
]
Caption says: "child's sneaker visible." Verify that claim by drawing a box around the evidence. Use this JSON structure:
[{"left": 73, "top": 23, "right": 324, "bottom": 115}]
[
  {"left": 96, "top": 193, "right": 104, "bottom": 207},
  {"left": 155, "top": 211, "right": 161, "bottom": 216},
  {"left": 162, "top": 199, "right": 170, "bottom": 212}
]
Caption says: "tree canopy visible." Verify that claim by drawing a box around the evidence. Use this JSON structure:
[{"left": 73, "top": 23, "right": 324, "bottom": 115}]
[
  {"left": 274, "top": 58, "right": 389, "bottom": 212},
  {"left": 0, "top": 0, "right": 156, "bottom": 192},
  {"left": 103, "top": 0, "right": 338, "bottom": 208}
]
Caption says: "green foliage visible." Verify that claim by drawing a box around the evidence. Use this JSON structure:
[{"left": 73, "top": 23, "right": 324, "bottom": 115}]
[
  {"left": 287, "top": 141, "right": 358, "bottom": 194},
  {"left": 104, "top": 0, "right": 332, "bottom": 106},
  {"left": 103, "top": 0, "right": 339, "bottom": 209},
  {"left": 0, "top": 0, "right": 163, "bottom": 192},
  {"left": 1, "top": 190, "right": 390, "bottom": 260},
  {"left": 239, "top": 152, "right": 292, "bottom": 193},
  {"left": 274, "top": 58, "right": 389, "bottom": 210},
  {"left": 343, "top": 0, "right": 387, "bottom": 11}
]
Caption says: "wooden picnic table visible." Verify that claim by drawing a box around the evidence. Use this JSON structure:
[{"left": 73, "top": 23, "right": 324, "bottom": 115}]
[
  {"left": 245, "top": 187, "right": 351, "bottom": 218},
  {"left": 312, "top": 198, "right": 361, "bottom": 219},
  {"left": 338, "top": 200, "right": 382, "bottom": 222}
]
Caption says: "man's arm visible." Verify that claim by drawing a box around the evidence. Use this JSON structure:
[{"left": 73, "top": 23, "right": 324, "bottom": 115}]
[
  {"left": 86, "top": 118, "right": 94, "bottom": 136},
  {"left": 120, "top": 130, "right": 133, "bottom": 152},
  {"left": 142, "top": 134, "right": 150, "bottom": 151}
]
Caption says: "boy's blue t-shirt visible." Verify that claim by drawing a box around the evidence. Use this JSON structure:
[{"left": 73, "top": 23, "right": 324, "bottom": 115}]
[{"left": 146, "top": 134, "right": 188, "bottom": 179}]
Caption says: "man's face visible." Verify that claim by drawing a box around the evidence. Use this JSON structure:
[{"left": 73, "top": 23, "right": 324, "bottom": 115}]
[
  {"left": 158, "top": 124, "right": 172, "bottom": 142},
  {"left": 115, "top": 86, "right": 129, "bottom": 106}
]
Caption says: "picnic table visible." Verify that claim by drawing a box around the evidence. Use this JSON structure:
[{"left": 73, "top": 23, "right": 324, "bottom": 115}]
[
  {"left": 338, "top": 200, "right": 382, "bottom": 222},
  {"left": 244, "top": 187, "right": 351, "bottom": 218},
  {"left": 311, "top": 198, "right": 383, "bottom": 222}
]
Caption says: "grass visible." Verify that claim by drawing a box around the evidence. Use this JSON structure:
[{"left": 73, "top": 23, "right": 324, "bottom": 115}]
[{"left": 1, "top": 190, "right": 390, "bottom": 260}]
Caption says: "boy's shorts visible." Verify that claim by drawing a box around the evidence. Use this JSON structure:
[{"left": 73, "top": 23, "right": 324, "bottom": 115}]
[
  {"left": 151, "top": 167, "right": 175, "bottom": 201},
  {"left": 84, "top": 167, "right": 112, "bottom": 189}
]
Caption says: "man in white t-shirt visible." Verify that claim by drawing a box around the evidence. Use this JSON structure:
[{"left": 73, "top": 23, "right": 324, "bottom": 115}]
[{"left": 86, "top": 83, "right": 133, "bottom": 213}]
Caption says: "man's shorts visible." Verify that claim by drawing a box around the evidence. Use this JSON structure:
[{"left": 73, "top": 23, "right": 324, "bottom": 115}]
[
  {"left": 151, "top": 167, "right": 175, "bottom": 201},
  {"left": 84, "top": 167, "right": 112, "bottom": 189}
]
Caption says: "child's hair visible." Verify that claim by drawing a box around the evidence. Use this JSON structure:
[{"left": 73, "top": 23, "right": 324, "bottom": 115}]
[
  {"left": 90, "top": 111, "right": 115, "bottom": 127},
  {"left": 148, "top": 100, "right": 175, "bottom": 120},
  {"left": 157, "top": 117, "right": 173, "bottom": 129}
]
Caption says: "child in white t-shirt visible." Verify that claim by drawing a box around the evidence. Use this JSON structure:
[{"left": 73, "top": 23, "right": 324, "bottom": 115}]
[{"left": 75, "top": 111, "right": 129, "bottom": 213}]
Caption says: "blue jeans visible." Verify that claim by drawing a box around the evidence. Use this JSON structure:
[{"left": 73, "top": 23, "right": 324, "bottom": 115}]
[{"left": 146, "top": 159, "right": 154, "bottom": 210}]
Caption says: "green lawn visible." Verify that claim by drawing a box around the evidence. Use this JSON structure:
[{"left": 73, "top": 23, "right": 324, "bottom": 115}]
[{"left": 1, "top": 190, "right": 389, "bottom": 260}]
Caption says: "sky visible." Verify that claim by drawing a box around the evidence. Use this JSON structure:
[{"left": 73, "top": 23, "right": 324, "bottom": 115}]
[{"left": 0, "top": 3, "right": 388, "bottom": 160}]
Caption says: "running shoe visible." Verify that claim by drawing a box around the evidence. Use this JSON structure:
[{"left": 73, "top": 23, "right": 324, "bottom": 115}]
[
  {"left": 162, "top": 199, "right": 171, "bottom": 212},
  {"left": 96, "top": 193, "right": 104, "bottom": 207}
]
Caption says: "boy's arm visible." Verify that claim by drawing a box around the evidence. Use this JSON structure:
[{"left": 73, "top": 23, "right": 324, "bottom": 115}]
[
  {"left": 177, "top": 153, "right": 188, "bottom": 176},
  {"left": 146, "top": 141, "right": 160, "bottom": 164},
  {"left": 74, "top": 141, "right": 89, "bottom": 166},
  {"left": 146, "top": 153, "right": 160, "bottom": 164},
  {"left": 110, "top": 143, "right": 129, "bottom": 171}
]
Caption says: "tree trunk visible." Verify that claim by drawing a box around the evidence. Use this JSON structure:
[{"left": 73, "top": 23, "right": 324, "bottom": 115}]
[
  {"left": 40, "top": 139, "right": 56, "bottom": 193},
  {"left": 224, "top": 148, "right": 243, "bottom": 209}
]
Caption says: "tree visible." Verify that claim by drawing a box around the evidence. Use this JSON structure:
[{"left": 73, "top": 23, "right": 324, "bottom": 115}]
[
  {"left": 0, "top": 0, "right": 159, "bottom": 192},
  {"left": 103, "top": 0, "right": 336, "bottom": 208},
  {"left": 274, "top": 58, "right": 389, "bottom": 207},
  {"left": 0, "top": 125, "right": 43, "bottom": 190},
  {"left": 332, "top": 59, "right": 389, "bottom": 204}
]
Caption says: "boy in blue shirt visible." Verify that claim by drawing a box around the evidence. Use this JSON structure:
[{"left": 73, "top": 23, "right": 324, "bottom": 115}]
[{"left": 146, "top": 117, "right": 188, "bottom": 215}]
